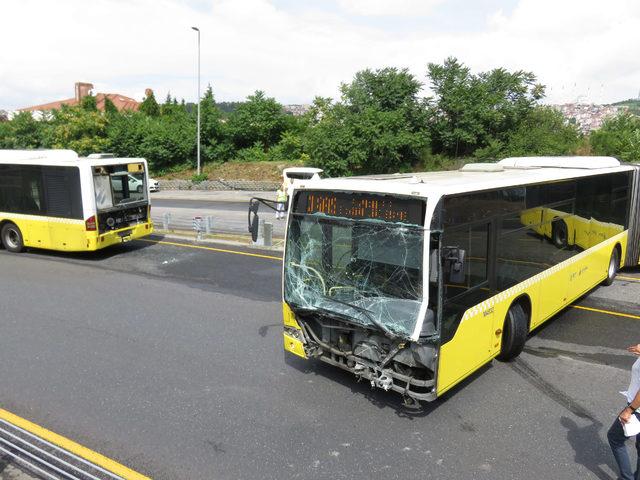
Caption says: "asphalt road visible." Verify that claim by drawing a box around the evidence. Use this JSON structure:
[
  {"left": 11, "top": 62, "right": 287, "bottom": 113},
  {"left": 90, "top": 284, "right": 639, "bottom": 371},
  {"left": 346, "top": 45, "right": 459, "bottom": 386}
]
[
  {"left": 1, "top": 237, "right": 639, "bottom": 480},
  {"left": 151, "top": 197, "right": 287, "bottom": 236}
]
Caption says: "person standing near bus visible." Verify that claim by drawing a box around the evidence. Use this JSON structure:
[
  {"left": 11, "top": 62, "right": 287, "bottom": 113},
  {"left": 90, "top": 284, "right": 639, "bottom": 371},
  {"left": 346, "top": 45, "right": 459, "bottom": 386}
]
[
  {"left": 276, "top": 185, "right": 287, "bottom": 220},
  {"left": 607, "top": 343, "right": 640, "bottom": 480}
]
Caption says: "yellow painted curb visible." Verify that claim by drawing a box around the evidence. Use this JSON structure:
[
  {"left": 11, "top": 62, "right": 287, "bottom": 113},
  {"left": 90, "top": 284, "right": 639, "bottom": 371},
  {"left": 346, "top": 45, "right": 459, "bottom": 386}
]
[
  {"left": 0, "top": 408, "right": 150, "bottom": 480},
  {"left": 140, "top": 238, "right": 282, "bottom": 261},
  {"left": 571, "top": 304, "right": 640, "bottom": 320},
  {"left": 618, "top": 275, "right": 640, "bottom": 283}
]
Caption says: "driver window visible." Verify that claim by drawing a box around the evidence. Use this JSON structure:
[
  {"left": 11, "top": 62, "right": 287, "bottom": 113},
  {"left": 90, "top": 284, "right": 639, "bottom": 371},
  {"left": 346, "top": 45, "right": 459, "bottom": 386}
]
[{"left": 442, "top": 222, "right": 489, "bottom": 299}]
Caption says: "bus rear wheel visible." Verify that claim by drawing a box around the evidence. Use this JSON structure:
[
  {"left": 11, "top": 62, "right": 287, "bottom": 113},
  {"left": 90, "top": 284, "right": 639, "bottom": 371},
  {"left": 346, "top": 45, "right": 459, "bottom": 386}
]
[
  {"left": 552, "top": 219, "right": 568, "bottom": 248},
  {"left": 497, "top": 303, "right": 528, "bottom": 362},
  {"left": 1, "top": 223, "right": 24, "bottom": 253},
  {"left": 602, "top": 247, "right": 619, "bottom": 286}
]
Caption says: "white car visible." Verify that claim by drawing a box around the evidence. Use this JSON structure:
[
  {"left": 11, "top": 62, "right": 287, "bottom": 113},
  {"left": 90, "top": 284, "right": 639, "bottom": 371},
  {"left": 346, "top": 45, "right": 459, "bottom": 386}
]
[
  {"left": 282, "top": 167, "right": 322, "bottom": 196},
  {"left": 149, "top": 178, "right": 160, "bottom": 192}
]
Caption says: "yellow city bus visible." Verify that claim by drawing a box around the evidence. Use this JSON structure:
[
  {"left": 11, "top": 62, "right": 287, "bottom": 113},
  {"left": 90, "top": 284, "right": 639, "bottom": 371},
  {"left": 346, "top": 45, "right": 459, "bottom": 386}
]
[
  {"left": 0, "top": 150, "right": 153, "bottom": 253},
  {"left": 251, "top": 156, "right": 640, "bottom": 404}
]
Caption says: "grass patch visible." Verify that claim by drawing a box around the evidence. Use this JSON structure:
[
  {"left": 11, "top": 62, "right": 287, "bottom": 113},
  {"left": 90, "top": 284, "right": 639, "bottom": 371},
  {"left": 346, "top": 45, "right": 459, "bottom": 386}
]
[{"left": 155, "top": 160, "right": 303, "bottom": 182}]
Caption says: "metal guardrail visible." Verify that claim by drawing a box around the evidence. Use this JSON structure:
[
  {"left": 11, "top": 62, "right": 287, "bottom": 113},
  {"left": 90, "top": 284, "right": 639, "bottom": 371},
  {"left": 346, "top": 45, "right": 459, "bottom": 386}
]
[
  {"left": 0, "top": 419, "right": 124, "bottom": 480},
  {"left": 152, "top": 213, "right": 278, "bottom": 247}
]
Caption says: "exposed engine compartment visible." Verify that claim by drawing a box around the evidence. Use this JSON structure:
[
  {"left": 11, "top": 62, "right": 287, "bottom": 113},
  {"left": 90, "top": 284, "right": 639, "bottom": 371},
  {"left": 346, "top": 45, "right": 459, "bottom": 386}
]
[{"left": 290, "top": 312, "right": 437, "bottom": 402}]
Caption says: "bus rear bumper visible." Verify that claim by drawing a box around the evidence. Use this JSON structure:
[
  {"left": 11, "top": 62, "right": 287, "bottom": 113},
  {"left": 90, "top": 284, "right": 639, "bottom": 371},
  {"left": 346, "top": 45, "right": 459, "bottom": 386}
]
[{"left": 91, "top": 222, "right": 154, "bottom": 250}]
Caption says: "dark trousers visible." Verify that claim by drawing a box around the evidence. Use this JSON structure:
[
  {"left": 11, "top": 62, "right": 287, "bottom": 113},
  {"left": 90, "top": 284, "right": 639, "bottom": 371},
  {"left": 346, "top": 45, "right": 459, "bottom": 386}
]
[{"left": 608, "top": 413, "right": 640, "bottom": 480}]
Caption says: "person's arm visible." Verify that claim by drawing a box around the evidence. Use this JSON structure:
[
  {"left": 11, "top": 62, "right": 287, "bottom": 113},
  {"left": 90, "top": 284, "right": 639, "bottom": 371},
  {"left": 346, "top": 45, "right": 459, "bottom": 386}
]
[
  {"left": 620, "top": 344, "right": 640, "bottom": 424},
  {"left": 620, "top": 390, "right": 640, "bottom": 424}
]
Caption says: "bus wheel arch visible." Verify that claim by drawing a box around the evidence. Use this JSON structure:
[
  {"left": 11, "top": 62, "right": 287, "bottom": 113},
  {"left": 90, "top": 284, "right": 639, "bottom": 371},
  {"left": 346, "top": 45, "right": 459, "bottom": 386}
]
[
  {"left": 496, "top": 296, "right": 530, "bottom": 362},
  {"left": 0, "top": 222, "right": 25, "bottom": 253},
  {"left": 603, "top": 243, "right": 621, "bottom": 286}
]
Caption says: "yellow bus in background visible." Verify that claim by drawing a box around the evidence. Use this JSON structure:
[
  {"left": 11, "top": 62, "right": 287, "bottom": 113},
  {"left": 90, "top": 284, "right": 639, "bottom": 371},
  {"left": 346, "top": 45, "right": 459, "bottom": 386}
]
[
  {"left": 250, "top": 156, "right": 640, "bottom": 405},
  {"left": 0, "top": 150, "right": 153, "bottom": 253}
]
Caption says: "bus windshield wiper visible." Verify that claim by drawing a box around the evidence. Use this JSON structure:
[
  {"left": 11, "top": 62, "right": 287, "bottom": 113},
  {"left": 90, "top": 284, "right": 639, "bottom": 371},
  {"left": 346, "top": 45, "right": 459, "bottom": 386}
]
[{"left": 319, "top": 294, "right": 400, "bottom": 340}]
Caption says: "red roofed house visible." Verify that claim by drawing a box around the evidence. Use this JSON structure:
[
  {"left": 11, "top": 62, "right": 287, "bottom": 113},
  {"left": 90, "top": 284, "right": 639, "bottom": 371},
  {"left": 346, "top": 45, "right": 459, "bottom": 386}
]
[{"left": 19, "top": 82, "right": 141, "bottom": 114}]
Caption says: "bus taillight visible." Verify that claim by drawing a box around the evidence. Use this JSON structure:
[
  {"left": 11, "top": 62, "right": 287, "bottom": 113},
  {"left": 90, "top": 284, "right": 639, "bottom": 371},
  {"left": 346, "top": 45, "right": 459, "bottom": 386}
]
[{"left": 85, "top": 215, "right": 97, "bottom": 231}]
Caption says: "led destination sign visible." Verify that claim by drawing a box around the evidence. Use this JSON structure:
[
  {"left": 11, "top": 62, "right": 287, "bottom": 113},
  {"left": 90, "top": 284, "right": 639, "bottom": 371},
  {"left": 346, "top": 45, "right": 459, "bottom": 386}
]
[{"left": 294, "top": 191, "right": 425, "bottom": 225}]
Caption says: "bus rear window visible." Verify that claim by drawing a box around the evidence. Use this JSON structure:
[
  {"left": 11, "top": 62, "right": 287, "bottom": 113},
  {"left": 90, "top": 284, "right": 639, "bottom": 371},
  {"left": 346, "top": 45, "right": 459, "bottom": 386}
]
[{"left": 94, "top": 165, "right": 147, "bottom": 210}]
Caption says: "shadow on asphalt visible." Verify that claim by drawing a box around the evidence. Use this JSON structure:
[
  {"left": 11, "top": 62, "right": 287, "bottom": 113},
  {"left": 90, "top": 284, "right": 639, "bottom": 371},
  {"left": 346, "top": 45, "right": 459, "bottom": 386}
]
[
  {"left": 284, "top": 351, "right": 493, "bottom": 419},
  {"left": 23, "top": 236, "right": 159, "bottom": 262},
  {"left": 560, "top": 416, "right": 618, "bottom": 480}
]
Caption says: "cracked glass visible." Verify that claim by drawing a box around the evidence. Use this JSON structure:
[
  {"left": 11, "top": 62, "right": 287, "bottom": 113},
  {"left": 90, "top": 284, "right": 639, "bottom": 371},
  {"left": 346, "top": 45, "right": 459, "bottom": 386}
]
[{"left": 284, "top": 196, "right": 426, "bottom": 339}]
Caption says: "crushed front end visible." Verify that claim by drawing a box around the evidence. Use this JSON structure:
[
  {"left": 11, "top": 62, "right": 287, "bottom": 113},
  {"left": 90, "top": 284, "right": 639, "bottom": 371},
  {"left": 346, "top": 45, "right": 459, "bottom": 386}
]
[{"left": 282, "top": 190, "right": 437, "bottom": 403}]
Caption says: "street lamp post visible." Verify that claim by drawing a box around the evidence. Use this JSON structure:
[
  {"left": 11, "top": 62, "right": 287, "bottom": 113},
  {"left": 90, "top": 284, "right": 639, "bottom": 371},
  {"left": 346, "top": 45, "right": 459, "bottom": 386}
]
[{"left": 191, "top": 26, "right": 201, "bottom": 176}]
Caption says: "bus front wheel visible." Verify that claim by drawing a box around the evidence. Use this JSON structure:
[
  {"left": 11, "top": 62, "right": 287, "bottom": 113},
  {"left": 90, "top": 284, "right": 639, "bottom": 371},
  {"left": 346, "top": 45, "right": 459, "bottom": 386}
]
[
  {"left": 497, "top": 303, "right": 528, "bottom": 362},
  {"left": 1, "top": 223, "right": 24, "bottom": 253},
  {"left": 602, "top": 247, "right": 620, "bottom": 286}
]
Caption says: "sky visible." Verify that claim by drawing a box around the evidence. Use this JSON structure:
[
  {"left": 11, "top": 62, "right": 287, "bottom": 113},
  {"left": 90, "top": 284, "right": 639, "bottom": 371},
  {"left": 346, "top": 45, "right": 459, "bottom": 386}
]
[{"left": 1, "top": 0, "right": 639, "bottom": 110}]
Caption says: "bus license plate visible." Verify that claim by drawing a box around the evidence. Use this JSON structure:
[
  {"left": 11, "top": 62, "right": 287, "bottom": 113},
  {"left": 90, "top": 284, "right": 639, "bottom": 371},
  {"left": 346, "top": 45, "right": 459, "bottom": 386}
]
[{"left": 118, "top": 230, "right": 133, "bottom": 242}]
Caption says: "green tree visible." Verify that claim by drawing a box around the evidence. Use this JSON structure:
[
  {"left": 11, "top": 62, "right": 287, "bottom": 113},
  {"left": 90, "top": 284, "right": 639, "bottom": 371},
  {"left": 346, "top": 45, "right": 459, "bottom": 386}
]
[
  {"left": 476, "top": 107, "right": 580, "bottom": 159},
  {"left": 80, "top": 94, "right": 98, "bottom": 112},
  {"left": 590, "top": 112, "right": 640, "bottom": 162},
  {"left": 305, "top": 68, "right": 430, "bottom": 176},
  {"left": 5, "top": 111, "right": 47, "bottom": 149},
  {"left": 227, "top": 90, "right": 289, "bottom": 151},
  {"left": 427, "top": 57, "right": 544, "bottom": 157},
  {"left": 139, "top": 90, "right": 160, "bottom": 117},
  {"left": 199, "top": 85, "right": 233, "bottom": 161},
  {"left": 107, "top": 111, "right": 195, "bottom": 171},
  {"left": 46, "top": 105, "right": 109, "bottom": 155},
  {"left": 103, "top": 97, "right": 119, "bottom": 116}
]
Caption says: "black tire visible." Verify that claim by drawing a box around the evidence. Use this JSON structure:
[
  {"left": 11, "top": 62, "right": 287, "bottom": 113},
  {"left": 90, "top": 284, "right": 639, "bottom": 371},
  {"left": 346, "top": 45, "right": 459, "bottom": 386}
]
[
  {"left": 552, "top": 219, "right": 568, "bottom": 248},
  {"left": 602, "top": 248, "right": 619, "bottom": 286},
  {"left": 1, "top": 223, "right": 24, "bottom": 253},
  {"left": 496, "top": 303, "right": 528, "bottom": 361},
  {"left": 136, "top": 185, "right": 143, "bottom": 193}
]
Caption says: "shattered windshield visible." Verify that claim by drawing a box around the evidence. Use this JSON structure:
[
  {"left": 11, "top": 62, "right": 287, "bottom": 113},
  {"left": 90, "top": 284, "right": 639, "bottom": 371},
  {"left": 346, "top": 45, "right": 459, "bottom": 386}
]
[{"left": 284, "top": 192, "right": 426, "bottom": 339}]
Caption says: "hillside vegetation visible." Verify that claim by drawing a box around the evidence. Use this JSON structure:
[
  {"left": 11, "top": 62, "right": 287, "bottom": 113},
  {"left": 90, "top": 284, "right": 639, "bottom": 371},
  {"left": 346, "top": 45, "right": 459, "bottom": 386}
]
[{"left": 1, "top": 57, "right": 638, "bottom": 179}]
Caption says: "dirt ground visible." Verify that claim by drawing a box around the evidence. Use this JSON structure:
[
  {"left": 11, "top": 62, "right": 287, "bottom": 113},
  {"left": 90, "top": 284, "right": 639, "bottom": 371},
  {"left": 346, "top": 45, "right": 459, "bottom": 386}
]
[{"left": 158, "top": 161, "right": 302, "bottom": 182}]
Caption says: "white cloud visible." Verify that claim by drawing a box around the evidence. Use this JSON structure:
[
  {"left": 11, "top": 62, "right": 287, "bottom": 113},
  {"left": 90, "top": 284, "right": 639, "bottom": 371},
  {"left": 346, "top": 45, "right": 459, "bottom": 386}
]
[
  {"left": 0, "top": 0, "right": 639, "bottom": 110},
  {"left": 336, "top": 0, "right": 445, "bottom": 16}
]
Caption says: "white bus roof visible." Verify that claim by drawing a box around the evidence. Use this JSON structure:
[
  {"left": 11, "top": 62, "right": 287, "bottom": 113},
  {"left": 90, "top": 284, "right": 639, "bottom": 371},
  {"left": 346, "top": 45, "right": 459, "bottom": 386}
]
[
  {"left": 294, "top": 157, "right": 635, "bottom": 198},
  {"left": 0, "top": 149, "right": 147, "bottom": 168}
]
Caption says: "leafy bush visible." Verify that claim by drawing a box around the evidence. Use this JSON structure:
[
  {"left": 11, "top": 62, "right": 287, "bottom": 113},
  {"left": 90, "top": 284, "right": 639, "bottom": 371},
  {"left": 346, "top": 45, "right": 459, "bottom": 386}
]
[
  {"left": 304, "top": 68, "right": 430, "bottom": 176},
  {"left": 590, "top": 113, "right": 640, "bottom": 162},
  {"left": 191, "top": 172, "right": 209, "bottom": 183},
  {"left": 235, "top": 142, "right": 269, "bottom": 162}
]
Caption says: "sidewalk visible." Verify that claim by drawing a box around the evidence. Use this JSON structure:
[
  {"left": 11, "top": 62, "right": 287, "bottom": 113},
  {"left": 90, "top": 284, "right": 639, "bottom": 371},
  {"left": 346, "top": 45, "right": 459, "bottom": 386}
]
[{"left": 152, "top": 190, "right": 274, "bottom": 203}]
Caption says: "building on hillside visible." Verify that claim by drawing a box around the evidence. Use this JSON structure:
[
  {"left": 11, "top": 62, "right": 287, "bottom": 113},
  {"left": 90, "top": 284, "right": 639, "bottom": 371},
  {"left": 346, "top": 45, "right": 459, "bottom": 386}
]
[
  {"left": 18, "top": 82, "right": 141, "bottom": 118},
  {"left": 283, "top": 104, "right": 312, "bottom": 116},
  {"left": 551, "top": 103, "right": 628, "bottom": 135}
]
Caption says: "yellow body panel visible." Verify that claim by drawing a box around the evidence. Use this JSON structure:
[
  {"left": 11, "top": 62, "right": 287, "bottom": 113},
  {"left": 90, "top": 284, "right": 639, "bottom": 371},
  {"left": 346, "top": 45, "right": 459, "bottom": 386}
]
[
  {"left": 0, "top": 213, "right": 153, "bottom": 252},
  {"left": 437, "top": 231, "right": 627, "bottom": 397},
  {"left": 283, "top": 303, "right": 302, "bottom": 330},
  {"left": 283, "top": 332, "right": 307, "bottom": 358}
]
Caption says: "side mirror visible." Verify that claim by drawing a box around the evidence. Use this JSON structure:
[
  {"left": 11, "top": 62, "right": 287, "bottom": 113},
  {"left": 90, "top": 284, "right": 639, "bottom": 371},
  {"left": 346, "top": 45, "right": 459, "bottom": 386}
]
[
  {"left": 442, "top": 247, "right": 466, "bottom": 284},
  {"left": 248, "top": 199, "right": 260, "bottom": 242}
]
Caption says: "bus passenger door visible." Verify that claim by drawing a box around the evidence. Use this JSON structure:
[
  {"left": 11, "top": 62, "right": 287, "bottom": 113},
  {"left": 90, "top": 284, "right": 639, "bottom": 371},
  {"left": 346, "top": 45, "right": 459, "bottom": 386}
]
[{"left": 437, "top": 222, "right": 495, "bottom": 395}]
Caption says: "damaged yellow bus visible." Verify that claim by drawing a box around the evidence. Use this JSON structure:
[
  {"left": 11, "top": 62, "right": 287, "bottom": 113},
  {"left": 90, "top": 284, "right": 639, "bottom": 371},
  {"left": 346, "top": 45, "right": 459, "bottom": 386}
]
[
  {"left": 251, "top": 156, "right": 640, "bottom": 404},
  {"left": 0, "top": 150, "right": 153, "bottom": 253}
]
